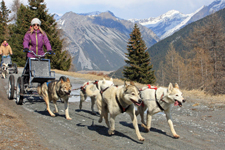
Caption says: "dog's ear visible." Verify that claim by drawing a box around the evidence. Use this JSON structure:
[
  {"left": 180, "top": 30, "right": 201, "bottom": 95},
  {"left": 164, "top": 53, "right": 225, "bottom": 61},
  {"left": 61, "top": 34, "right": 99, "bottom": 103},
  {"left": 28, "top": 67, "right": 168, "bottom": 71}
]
[
  {"left": 66, "top": 78, "right": 70, "bottom": 82},
  {"left": 168, "top": 83, "right": 173, "bottom": 93},
  {"left": 60, "top": 78, "right": 64, "bottom": 83},
  {"left": 174, "top": 83, "right": 179, "bottom": 89},
  {"left": 130, "top": 81, "right": 135, "bottom": 86},
  {"left": 110, "top": 77, "right": 113, "bottom": 82},
  {"left": 102, "top": 78, "right": 106, "bottom": 83}
]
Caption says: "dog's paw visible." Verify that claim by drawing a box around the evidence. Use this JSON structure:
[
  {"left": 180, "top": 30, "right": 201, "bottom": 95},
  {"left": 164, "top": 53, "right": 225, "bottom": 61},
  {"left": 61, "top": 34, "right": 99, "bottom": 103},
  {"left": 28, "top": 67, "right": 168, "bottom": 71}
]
[
  {"left": 66, "top": 117, "right": 72, "bottom": 120},
  {"left": 50, "top": 114, "right": 56, "bottom": 117},
  {"left": 53, "top": 110, "right": 58, "bottom": 114},
  {"left": 141, "top": 123, "right": 150, "bottom": 132},
  {"left": 138, "top": 136, "right": 145, "bottom": 141},
  {"left": 173, "top": 134, "right": 180, "bottom": 138},
  {"left": 98, "top": 117, "right": 103, "bottom": 123},
  {"left": 79, "top": 105, "right": 82, "bottom": 110},
  {"left": 91, "top": 111, "right": 97, "bottom": 115},
  {"left": 108, "top": 130, "right": 115, "bottom": 135}
]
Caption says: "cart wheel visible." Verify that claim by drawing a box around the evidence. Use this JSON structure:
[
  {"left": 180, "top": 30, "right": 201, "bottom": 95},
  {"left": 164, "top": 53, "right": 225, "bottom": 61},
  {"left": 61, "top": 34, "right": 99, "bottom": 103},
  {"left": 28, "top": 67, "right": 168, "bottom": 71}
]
[
  {"left": 13, "top": 63, "right": 18, "bottom": 74},
  {"left": 16, "top": 77, "right": 24, "bottom": 105},
  {"left": 8, "top": 75, "right": 15, "bottom": 100}
]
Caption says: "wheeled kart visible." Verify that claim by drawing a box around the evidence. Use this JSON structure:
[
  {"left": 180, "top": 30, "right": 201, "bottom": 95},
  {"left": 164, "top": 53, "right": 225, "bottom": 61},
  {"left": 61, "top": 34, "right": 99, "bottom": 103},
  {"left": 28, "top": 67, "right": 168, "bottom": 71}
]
[{"left": 8, "top": 51, "right": 55, "bottom": 104}]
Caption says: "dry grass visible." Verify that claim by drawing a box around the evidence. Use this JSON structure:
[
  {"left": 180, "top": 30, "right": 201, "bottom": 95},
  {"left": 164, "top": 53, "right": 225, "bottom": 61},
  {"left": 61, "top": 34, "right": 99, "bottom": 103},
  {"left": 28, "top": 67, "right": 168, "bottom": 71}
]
[
  {"left": 53, "top": 69, "right": 225, "bottom": 104},
  {"left": 182, "top": 89, "right": 225, "bottom": 104}
]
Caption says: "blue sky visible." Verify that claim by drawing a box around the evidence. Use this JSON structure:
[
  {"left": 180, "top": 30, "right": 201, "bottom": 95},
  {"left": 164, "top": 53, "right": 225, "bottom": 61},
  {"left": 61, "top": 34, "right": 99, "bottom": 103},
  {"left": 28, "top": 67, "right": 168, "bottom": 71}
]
[{"left": 6, "top": 0, "right": 215, "bottom": 19}]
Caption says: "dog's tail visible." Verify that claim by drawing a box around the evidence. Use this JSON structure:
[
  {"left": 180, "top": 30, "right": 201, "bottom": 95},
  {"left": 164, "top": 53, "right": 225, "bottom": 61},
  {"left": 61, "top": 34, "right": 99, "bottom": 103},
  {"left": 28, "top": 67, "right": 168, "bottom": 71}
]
[{"left": 85, "top": 84, "right": 99, "bottom": 97}]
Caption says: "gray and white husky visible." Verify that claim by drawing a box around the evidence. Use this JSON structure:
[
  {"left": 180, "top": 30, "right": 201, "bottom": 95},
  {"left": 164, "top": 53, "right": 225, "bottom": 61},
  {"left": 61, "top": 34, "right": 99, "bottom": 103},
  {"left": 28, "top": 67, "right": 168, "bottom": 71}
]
[
  {"left": 136, "top": 83, "right": 185, "bottom": 138},
  {"left": 99, "top": 81, "right": 145, "bottom": 141}
]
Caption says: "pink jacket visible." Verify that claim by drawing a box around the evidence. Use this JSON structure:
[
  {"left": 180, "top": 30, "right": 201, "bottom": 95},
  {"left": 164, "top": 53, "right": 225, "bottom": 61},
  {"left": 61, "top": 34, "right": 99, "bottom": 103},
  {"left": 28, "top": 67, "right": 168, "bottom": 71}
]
[{"left": 23, "top": 29, "right": 52, "bottom": 58}]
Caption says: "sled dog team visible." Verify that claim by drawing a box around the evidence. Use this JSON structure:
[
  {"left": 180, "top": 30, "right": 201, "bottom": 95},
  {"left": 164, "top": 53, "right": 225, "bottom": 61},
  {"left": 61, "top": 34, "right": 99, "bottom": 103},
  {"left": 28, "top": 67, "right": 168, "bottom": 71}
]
[{"left": 38, "top": 76, "right": 185, "bottom": 141}]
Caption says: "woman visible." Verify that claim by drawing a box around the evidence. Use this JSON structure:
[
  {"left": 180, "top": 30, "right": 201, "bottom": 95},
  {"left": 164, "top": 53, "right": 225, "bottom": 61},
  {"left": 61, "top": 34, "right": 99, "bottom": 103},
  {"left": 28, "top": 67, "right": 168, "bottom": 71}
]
[
  {"left": 0, "top": 40, "right": 13, "bottom": 56},
  {"left": 23, "top": 18, "right": 53, "bottom": 83},
  {"left": 23, "top": 18, "right": 53, "bottom": 58}
]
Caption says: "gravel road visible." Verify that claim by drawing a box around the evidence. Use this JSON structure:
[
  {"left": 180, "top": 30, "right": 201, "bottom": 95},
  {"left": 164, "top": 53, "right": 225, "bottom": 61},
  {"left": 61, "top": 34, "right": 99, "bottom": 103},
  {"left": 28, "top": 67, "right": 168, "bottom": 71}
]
[{"left": 0, "top": 68, "right": 225, "bottom": 150}]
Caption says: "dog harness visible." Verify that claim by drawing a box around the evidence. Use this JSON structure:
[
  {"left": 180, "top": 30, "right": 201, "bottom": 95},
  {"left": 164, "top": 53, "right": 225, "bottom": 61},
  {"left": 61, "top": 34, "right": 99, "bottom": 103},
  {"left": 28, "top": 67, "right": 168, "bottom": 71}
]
[
  {"left": 79, "top": 81, "right": 99, "bottom": 93},
  {"left": 100, "top": 87, "right": 109, "bottom": 96},
  {"left": 46, "top": 82, "right": 50, "bottom": 87},
  {"left": 155, "top": 92, "right": 164, "bottom": 111},
  {"left": 115, "top": 95, "right": 130, "bottom": 113},
  {"left": 139, "top": 84, "right": 165, "bottom": 111}
]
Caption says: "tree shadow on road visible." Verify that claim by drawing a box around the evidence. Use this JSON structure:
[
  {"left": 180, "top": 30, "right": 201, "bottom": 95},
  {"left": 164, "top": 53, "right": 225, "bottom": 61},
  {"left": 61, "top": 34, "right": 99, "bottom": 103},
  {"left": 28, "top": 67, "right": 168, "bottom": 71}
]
[{"left": 120, "top": 121, "right": 173, "bottom": 138}]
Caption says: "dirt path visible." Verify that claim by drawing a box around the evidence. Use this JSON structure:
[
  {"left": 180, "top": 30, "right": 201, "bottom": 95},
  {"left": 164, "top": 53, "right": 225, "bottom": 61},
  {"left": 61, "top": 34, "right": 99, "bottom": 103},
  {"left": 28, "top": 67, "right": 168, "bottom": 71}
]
[{"left": 0, "top": 69, "right": 225, "bottom": 150}]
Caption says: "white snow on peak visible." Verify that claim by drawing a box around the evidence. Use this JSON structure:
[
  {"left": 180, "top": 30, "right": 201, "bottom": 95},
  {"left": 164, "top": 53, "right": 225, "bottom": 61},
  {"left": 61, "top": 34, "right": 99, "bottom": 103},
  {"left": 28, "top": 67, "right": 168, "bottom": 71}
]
[
  {"left": 129, "top": 10, "right": 187, "bottom": 26},
  {"left": 209, "top": 0, "right": 225, "bottom": 13},
  {"left": 160, "top": 6, "right": 204, "bottom": 39}
]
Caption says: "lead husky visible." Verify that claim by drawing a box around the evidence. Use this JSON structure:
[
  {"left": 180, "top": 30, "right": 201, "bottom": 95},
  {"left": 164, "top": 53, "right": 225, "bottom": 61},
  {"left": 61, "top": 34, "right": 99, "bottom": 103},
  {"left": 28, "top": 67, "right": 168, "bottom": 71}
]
[
  {"left": 136, "top": 83, "right": 185, "bottom": 138},
  {"left": 79, "top": 78, "right": 113, "bottom": 114},
  {"left": 37, "top": 76, "right": 72, "bottom": 120},
  {"left": 99, "top": 81, "right": 145, "bottom": 141}
]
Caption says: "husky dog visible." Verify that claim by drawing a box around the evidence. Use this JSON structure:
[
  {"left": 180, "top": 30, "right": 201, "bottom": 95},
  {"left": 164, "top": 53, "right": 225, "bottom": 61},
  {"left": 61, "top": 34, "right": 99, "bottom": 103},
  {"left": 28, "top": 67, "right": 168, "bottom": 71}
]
[
  {"left": 99, "top": 81, "right": 144, "bottom": 141},
  {"left": 37, "top": 76, "right": 72, "bottom": 120},
  {"left": 1, "top": 63, "right": 9, "bottom": 79},
  {"left": 136, "top": 83, "right": 185, "bottom": 138},
  {"left": 79, "top": 78, "right": 114, "bottom": 114}
]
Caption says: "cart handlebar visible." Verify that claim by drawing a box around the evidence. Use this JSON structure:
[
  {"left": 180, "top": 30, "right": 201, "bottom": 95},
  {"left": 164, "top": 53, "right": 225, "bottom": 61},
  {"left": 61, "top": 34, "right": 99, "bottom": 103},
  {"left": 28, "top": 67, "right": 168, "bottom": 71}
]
[{"left": 23, "top": 50, "right": 55, "bottom": 59}]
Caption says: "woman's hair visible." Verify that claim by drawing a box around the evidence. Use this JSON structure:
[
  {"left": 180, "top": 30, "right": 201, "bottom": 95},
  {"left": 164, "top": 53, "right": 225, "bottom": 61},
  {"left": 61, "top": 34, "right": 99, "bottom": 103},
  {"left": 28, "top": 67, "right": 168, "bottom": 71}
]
[{"left": 29, "top": 26, "right": 45, "bottom": 35}]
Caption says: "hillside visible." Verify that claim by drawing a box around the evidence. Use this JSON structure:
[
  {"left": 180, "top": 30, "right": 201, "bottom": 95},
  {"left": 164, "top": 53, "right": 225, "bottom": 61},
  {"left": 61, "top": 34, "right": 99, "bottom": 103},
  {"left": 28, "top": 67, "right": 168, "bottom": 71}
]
[{"left": 147, "top": 7, "right": 225, "bottom": 71}]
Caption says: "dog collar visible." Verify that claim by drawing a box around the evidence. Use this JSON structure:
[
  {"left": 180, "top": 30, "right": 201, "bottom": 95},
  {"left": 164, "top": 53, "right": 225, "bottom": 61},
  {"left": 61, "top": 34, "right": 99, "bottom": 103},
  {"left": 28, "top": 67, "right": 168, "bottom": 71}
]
[{"left": 115, "top": 95, "right": 130, "bottom": 113}]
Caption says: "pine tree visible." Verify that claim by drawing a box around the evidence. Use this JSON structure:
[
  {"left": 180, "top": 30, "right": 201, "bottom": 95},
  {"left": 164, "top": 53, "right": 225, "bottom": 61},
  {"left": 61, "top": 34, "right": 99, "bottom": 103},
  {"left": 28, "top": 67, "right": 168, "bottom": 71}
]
[
  {"left": 0, "top": 0, "right": 11, "bottom": 42},
  {"left": 123, "top": 24, "right": 155, "bottom": 84},
  {"left": 9, "top": 0, "right": 71, "bottom": 70},
  {"left": 27, "top": 0, "right": 71, "bottom": 70},
  {"left": 9, "top": 4, "right": 33, "bottom": 66}
]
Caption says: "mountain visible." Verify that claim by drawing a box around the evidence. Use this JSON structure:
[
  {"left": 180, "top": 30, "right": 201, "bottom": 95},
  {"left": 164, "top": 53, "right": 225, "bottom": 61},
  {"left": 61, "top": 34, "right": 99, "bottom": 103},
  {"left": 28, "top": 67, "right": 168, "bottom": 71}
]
[
  {"left": 57, "top": 11, "right": 159, "bottom": 71},
  {"left": 129, "top": 10, "right": 193, "bottom": 39},
  {"left": 131, "top": 0, "right": 225, "bottom": 39}
]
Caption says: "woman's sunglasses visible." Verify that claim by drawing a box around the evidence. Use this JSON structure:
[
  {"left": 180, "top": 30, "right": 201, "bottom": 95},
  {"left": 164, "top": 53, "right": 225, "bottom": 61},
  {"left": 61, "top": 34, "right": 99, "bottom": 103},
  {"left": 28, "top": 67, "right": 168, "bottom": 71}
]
[{"left": 33, "top": 24, "right": 40, "bottom": 26}]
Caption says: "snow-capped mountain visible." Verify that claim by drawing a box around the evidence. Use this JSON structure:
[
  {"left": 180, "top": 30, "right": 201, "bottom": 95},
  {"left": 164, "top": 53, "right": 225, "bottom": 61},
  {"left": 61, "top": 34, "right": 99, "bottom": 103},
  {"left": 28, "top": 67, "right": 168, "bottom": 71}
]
[
  {"left": 53, "top": 13, "right": 63, "bottom": 21},
  {"left": 131, "top": 0, "right": 225, "bottom": 40},
  {"left": 57, "top": 11, "right": 158, "bottom": 71}
]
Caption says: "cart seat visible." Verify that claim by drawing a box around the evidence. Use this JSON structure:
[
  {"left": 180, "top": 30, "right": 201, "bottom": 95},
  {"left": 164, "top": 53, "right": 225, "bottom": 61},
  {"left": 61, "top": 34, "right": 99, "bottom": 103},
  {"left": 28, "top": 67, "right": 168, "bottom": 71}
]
[
  {"left": 30, "top": 59, "right": 51, "bottom": 77},
  {"left": 29, "top": 59, "right": 55, "bottom": 83}
]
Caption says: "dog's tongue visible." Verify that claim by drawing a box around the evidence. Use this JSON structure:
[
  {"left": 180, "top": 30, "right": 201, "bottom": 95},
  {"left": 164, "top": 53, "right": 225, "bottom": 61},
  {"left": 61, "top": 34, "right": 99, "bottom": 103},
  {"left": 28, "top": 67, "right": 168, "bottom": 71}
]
[
  {"left": 135, "top": 102, "right": 141, "bottom": 106},
  {"left": 174, "top": 101, "right": 179, "bottom": 106}
]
